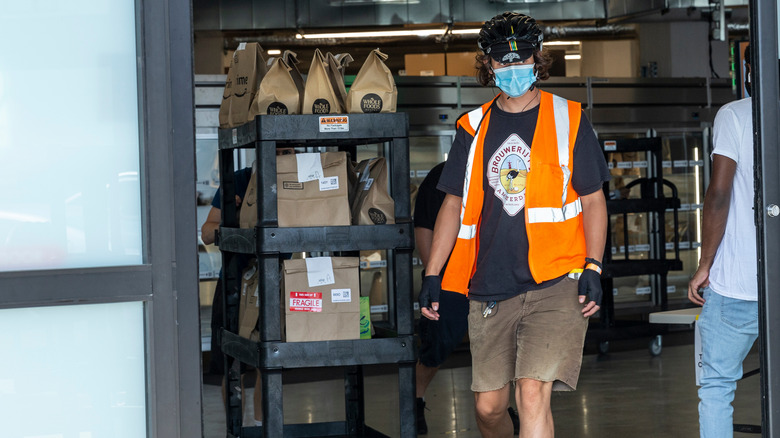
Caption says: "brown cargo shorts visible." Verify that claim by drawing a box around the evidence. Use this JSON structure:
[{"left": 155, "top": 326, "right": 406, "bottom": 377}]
[{"left": 468, "top": 276, "right": 589, "bottom": 392}]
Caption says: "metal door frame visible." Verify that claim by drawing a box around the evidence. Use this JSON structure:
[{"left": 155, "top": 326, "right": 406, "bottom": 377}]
[{"left": 749, "top": 1, "right": 780, "bottom": 436}]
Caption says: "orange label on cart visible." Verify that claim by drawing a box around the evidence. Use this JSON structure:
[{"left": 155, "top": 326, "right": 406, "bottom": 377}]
[
  {"left": 289, "top": 291, "right": 323, "bottom": 312},
  {"left": 319, "top": 116, "right": 349, "bottom": 132}
]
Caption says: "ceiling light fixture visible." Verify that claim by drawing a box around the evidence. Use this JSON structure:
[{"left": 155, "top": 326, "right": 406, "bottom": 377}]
[
  {"left": 328, "top": 0, "right": 420, "bottom": 5},
  {"left": 267, "top": 49, "right": 282, "bottom": 55},
  {"left": 564, "top": 54, "right": 582, "bottom": 60},
  {"left": 296, "top": 28, "right": 446, "bottom": 39},
  {"left": 545, "top": 41, "right": 581, "bottom": 46}
]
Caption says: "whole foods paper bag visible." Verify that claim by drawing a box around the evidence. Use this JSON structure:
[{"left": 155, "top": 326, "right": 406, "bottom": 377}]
[
  {"left": 284, "top": 51, "right": 306, "bottom": 111},
  {"left": 229, "top": 42, "right": 268, "bottom": 126},
  {"left": 238, "top": 259, "right": 260, "bottom": 339},
  {"left": 347, "top": 49, "right": 397, "bottom": 113},
  {"left": 283, "top": 257, "right": 360, "bottom": 342},
  {"left": 249, "top": 56, "right": 301, "bottom": 116},
  {"left": 351, "top": 157, "right": 395, "bottom": 225},
  {"left": 239, "top": 167, "right": 257, "bottom": 229},
  {"left": 218, "top": 52, "right": 238, "bottom": 128},
  {"left": 326, "top": 52, "right": 354, "bottom": 114},
  {"left": 303, "top": 49, "right": 341, "bottom": 114},
  {"left": 277, "top": 152, "right": 351, "bottom": 227}
]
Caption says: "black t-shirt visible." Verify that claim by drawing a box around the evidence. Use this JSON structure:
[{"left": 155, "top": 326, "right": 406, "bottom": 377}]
[
  {"left": 437, "top": 101, "right": 610, "bottom": 301},
  {"left": 413, "top": 162, "right": 448, "bottom": 276},
  {"left": 211, "top": 167, "right": 253, "bottom": 209},
  {"left": 414, "top": 162, "right": 447, "bottom": 231}
]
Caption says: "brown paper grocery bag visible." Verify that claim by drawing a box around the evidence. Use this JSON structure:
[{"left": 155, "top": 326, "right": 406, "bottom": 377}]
[
  {"left": 347, "top": 49, "right": 397, "bottom": 113},
  {"left": 229, "top": 42, "right": 268, "bottom": 126},
  {"left": 303, "top": 49, "right": 341, "bottom": 114},
  {"left": 249, "top": 56, "right": 301, "bottom": 116},
  {"left": 239, "top": 167, "right": 258, "bottom": 229},
  {"left": 326, "top": 52, "right": 354, "bottom": 113},
  {"left": 283, "top": 257, "right": 360, "bottom": 342},
  {"left": 218, "top": 52, "right": 238, "bottom": 128},
  {"left": 284, "top": 50, "right": 306, "bottom": 111},
  {"left": 276, "top": 152, "right": 351, "bottom": 227},
  {"left": 238, "top": 259, "right": 260, "bottom": 339},
  {"left": 351, "top": 157, "right": 395, "bottom": 225}
]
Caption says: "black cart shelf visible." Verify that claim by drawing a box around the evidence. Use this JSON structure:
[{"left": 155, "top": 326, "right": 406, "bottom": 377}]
[
  {"left": 216, "top": 113, "right": 417, "bottom": 438},
  {"left": 591, "top": 137, "right": 683, "bottom": 356}
]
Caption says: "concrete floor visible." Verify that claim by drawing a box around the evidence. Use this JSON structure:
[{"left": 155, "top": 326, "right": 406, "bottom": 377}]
[{"left": 201, "top": 337, "right": 762, "bottom": 437}]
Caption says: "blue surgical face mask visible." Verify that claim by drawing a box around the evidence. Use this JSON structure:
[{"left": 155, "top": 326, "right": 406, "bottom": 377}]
[{"left": 492, "top": 64, "right": 537, "bottom": 98}]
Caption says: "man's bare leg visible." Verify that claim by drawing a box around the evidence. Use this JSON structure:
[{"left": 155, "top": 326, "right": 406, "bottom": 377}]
[
  {"left": 515, "top": 379, "right": 553, "bottom": 438},
  {"left": 474, "top": 384, "right": 513, "bottom": 438}
]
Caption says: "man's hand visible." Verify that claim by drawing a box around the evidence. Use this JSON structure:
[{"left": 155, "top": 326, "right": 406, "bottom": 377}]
[
  {"left": 419, "top": 276, "right": 442, "bottom": 321},
  {"left": 688, "top": 266, "right": 709, "bottom": 306},
  {"left": 578, "top": 269, "right": 602, "bottom": 318}
]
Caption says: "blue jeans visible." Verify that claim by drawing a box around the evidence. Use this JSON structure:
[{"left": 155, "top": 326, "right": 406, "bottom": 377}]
[{"left": 698, "top": 287, "right": 758, "bottom": 438}]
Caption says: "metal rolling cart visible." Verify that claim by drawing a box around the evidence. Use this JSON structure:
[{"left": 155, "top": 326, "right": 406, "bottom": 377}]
[
  {"left": 594, "top": 136, "right": 683, "bottom": 356},
  {"left": 216, "top": 113, "right": 416, "bottom": 438}
]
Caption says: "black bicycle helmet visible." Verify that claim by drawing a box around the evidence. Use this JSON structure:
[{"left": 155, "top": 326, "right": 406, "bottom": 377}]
[{"left": 478, "top": 12, "right": 543, "bottom": 61}]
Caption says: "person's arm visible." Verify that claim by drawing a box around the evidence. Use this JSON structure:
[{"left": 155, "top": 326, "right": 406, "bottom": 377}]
[
  {"left": 419, "top": 194, "right": 461, "bottom": 320},
  {"left": 579, "top": 189, "right": 607, "bottom": 317},
  {"left": 414, "top": 227, "right": 434, "bottom": 268},
  {"left": 688, "top": 155, "right": 737, "bottom": 305},
  {"left": 201, "top": 206, "right": 221, "bottom": 245}
]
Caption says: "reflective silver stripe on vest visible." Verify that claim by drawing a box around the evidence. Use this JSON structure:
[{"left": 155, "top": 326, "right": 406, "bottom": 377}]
[
  {"left": 458, "top": 223, "right": 478, "bottom": 239},
  {"left": 460, "top": 106, "right": 485, "bottom": 226},
  {"left": 527, "top": 198, "right": 582, "bottom": 223},
  {"left": 552, "top": 94, "right": 572, "bottom": 204}
]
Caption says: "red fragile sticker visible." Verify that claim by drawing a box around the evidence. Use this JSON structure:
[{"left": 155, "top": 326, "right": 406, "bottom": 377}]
[{"left": 289, "top": 291, "right": 323, "bottom": 312}]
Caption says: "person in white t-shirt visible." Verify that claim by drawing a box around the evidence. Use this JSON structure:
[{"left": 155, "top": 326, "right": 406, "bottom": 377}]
[{"left": 688, "top": 45, "right": 757, "bottom": 438}]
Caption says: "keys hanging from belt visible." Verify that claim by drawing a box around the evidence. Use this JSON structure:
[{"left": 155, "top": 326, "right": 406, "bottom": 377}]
[{"left": 482, "top": 301, "right": 497, "bottom": 318}]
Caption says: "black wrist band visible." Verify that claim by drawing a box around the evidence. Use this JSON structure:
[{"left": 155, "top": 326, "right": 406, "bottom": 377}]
[{"left": 585, "top": 257, "right": 603, "bottom": 269}]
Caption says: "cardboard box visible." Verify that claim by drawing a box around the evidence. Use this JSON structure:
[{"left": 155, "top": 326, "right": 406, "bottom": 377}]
[
  {"left": 283, "top": 257, "right": 360, "bottom": 342},
  {"left": 404, "top": 53, "right": 445, "bottom": 76},
  {"left": 446, "top": 52, "right": 478, "bottom": 77},
  {"left": 276, "top": 152, "right": 351, "bottom": 227}
]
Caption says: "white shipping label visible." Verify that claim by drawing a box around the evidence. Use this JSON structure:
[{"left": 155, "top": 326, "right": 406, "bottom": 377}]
[
  {"left": 689, "top": 160, "right": 704, "bottom": 167},
  {"left": 416, "top": 170, "right": 429, "bottom": 178},
  {"left": 305, "top": 257, "right": 335, "bottom": 287},
  {"left": 667, "top": 285, "right": 676, "bottom": 293},
  {"left": 674, "top": 160, "right": 689, "bottom": 168},
  {"left": 633, "top": 161, "right": 648, "bottom": 168},
  {"left": 636, "top": 286, "right": 652, "bottom": 295},
  {"left": 371, "top": 304, "right": 389, "bottom": 313},
  {"left": 613, "top": 288, "right": 619, "bottom": 296},
  {"left": 237, "top": 42, "right": 247, "bottom": 50},
  {"left": 635, "top": 244, "right": 651, "bottom": 252},
  {"left": 662, "top": 161, "right": 672, "bottom": 168},
  {"left": 680, "top": 241, "right": 691, "bottom": 249},
  {"left": 232, "top": 128, "right": 238, "bottom": 145},
  {"left": 296, "top": 153, "right": 324, "bottom": 183},
  {"left": 608, "top": 162, "right": 614, "bottom": 169},
  {"left": 319, "top": 176, "right": 339, "bottom": 191},
  {"left": 363, "top": 178, "right": 374, "bottom": 191},
  {"left": 617, "top": 161, "right": 633, "bottom": 169},
  {"left": 331, "top": 288, "right": 352, "bottom": 303}
]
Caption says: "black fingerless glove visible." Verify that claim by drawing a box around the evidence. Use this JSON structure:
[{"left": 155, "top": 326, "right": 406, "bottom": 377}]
[
  {"left": 578, "top": 258, "right": 603, "bottom": 307},
  {"left": 418, "top": 275, "right": 442, "bottom": 310}
]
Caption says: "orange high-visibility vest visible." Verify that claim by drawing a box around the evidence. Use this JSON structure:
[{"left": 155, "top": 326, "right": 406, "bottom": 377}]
[{"left": 441, "top": 91, "right": 587, "bottom": 295}]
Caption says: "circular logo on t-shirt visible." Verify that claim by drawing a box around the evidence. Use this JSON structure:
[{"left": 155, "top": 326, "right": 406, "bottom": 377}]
[
  {"left": 487, "top": 133, "right": 531, "bottom": 216},
  {"left": 360, "top": 93, "right": 383, "bottom": 113},
  {"left": 312, "top": 99, "right": 331, "bottom": 114},
  {"left": 267, "top": 102, "right": 289, "bottom": 115}
]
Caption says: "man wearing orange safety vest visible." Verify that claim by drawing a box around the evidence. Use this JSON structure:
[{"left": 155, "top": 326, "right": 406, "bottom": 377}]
[{"left": 418, "top": 12, "right": 610, "bottom": 437}]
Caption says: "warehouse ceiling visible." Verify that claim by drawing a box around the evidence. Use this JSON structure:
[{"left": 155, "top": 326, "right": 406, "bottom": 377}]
[{"left": 193, "top": 0, "right": 749, "bottom": 74}]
